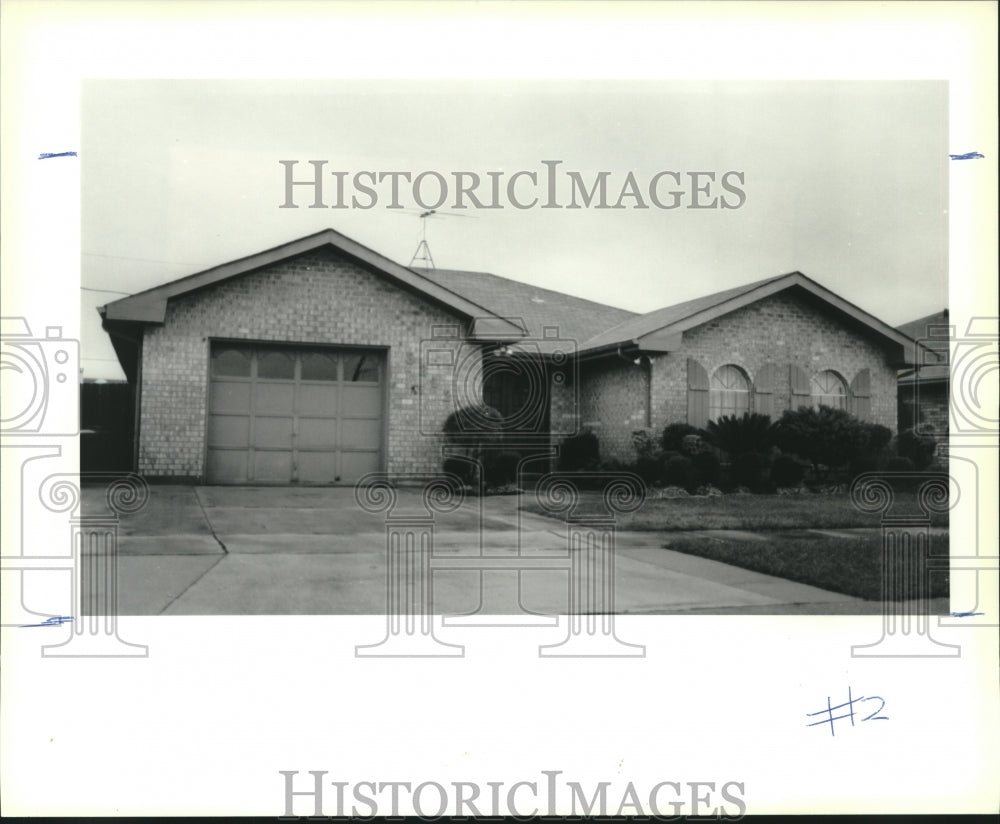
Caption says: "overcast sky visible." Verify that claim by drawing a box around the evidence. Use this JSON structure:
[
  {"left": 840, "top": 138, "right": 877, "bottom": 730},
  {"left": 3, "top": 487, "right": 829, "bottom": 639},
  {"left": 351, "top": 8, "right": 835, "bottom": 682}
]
[{"left": 82, "top": 79, "right": 948, "bottom": 380}]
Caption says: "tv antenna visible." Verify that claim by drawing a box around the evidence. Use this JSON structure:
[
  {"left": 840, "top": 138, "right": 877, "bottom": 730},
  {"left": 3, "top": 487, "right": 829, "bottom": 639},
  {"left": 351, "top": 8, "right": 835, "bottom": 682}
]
[
  {"left": 405, "top": 209, "right": 478, "bottom": 269},
  {"left": 410, "top": 210, "right": 438, "bottom": 269}
]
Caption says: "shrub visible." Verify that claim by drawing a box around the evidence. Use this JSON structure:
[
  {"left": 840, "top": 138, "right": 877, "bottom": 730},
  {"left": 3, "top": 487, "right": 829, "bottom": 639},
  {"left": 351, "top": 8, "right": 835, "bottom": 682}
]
[
  {"left": 442, "top": 403, "right": 503, "bottom": 444},
  {"left": 732, "top": 451, "right": 770, "bottom": 489},
  {"left": 896, "top": 428, "right": 937, "bottom": 470},
  {"left": 847, "top": 453, "right": 880, "bottom": 479},
  {"left": 691, "top": 450, "right": 721, "bottom": 487},
  {"left": 771, "top": 454, "right": 806, "bottom": 487},
  {"left": 882, "top": 455, "right": 920, "bottom": 490},
  {"left": 443, "top": 456, "right": 476, "bottom": 485},
  {"left": 631, "top": 429, "right": 659, "bottom": 460},
  {"left": 773, "top": 406, "right": 862, "bottom": 472},
  {"left": 858, "top": 423, "right": 893, "bottom": 455},
  {"left": 705, "top": 413, "right": 774, "bottom": 456},
  {"left": 680, "top": 434, "right": 705, "bottom": 455},
  {"left": 483, "top": 450, "right": 520, "bottom": 487},
  {"left": 662, "top": 423, "right": 704, "bottom": 453},
  {"left": 884, "top": 456, "right": 915, "bottom": 471},
  {"left": 558, "top": 430, "right": 600, "bottom": 471},
  {"left": 662, "top": 454, "right": 693, "bottom": 488},
  {"left": 635, "top": 456, "right": 662, "bottom": 485}
]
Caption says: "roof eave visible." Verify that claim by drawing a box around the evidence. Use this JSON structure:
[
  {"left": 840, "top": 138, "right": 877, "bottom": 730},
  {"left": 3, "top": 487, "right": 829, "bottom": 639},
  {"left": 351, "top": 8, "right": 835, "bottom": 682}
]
[
  {"left": 581, "top": 272, "right": 924, "bottom": 364},
  {"left": 98, "top": 229, "right": 525, "bottom": 338}
]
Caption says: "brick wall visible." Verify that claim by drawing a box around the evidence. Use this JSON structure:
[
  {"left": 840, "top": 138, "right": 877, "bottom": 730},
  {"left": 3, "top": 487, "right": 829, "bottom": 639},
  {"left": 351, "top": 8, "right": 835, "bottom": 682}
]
[
  {"left": 899, "top": 381, "right": 949, "bottom": 440},
  {"left": 574, "top": 289, "right": 899, "bottom": 462},
  {"left": 137, "top": 247, "right": 474, "bottom": 480},
  {"left": 576, "top": 356, "right": 649, "bottom": 463}
]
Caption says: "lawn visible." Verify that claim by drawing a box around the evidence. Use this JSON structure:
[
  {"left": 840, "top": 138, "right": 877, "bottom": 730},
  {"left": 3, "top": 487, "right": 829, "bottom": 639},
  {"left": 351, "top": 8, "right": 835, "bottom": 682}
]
[
  {"left": 662, "top": 532, "right": 950, "bottom": 602},
  {"left": 520, "top": 490, "right": 950, "bottom": 531}
]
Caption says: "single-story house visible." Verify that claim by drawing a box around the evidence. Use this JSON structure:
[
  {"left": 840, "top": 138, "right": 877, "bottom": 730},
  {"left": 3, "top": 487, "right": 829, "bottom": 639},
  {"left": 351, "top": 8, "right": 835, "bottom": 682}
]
[
  {"left": 99, "top": 227, "right": 922, "bottom": 484},
  {"left": 896, "top": 309, "right": 950, "bottom": 443}
]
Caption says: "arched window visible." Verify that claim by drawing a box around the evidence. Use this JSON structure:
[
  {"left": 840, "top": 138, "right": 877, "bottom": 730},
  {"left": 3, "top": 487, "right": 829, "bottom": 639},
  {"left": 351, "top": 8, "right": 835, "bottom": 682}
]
[
  {"left": 811, "top": 370, "right": 847, "bottom": 410},
  {"left": 709, "top": 364, "right": 750, "bottom": 421}
]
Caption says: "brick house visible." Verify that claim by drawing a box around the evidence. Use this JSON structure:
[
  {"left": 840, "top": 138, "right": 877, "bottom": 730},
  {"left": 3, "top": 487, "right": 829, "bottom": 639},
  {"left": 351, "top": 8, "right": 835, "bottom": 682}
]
[
  {"left": 100, "top": 228, "right": 921, "bottom": 483},
  {"left": 896, "top": 309, "right": 950, "bottom": 446}
]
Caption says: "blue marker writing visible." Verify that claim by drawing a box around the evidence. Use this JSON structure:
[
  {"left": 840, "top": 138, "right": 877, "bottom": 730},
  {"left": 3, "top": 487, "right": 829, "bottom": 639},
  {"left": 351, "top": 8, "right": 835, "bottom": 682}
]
[{"left": 19, "top": 615, "right": 74, "bottom": 628}]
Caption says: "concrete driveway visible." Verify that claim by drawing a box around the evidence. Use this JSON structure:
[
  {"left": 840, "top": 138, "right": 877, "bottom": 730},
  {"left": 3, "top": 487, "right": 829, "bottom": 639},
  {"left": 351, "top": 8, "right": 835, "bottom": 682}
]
[{"left": 83, "top": 484, "right": 874, "bottom": 615}]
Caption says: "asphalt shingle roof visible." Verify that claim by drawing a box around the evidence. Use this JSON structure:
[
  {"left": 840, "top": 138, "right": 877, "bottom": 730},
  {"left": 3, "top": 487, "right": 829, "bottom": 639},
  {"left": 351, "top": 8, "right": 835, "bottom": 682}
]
[
  {"left": 416, "top": 267, "right": 638, "bottom": 354},
  {"left": 576, "top": 273, "right": 790, "bottom": 353},
  {"left": 896, "top": 309, "right": 950, "bottom": 384}
]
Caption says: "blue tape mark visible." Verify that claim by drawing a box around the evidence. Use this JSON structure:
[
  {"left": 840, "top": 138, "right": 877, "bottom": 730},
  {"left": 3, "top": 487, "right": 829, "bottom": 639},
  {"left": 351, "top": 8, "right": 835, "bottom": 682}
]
[
  {"left": 19, "top": 615, "right": 74, "bottom": 628},
  {"left": 950, "top": 611, "right": 985, "bottom": 617},
  {"left": 949, "top": 152, "right": 984, "bottom": 160},
  {"left": 38, "top": 151, "right": 78, "bottom": 160}
]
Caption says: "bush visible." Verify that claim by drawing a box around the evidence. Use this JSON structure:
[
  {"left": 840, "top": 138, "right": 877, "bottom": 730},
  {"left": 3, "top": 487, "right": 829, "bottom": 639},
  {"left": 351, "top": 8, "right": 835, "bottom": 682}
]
[
  {"left": 896, "top": 428, "right": 937, "bottom": 470},
  {"left": 635, "top": 456, "right": 662, "bottom": 485},
  {"left": 443, "top": 456, "right": 476, "bottom": 485},
  {"left": 884, "top": 456, "right": 915, "bottom": 472},
  {"left": 705, "top": 413, "right": 774, "bottom": 456},
  {"left": 483, "top": 450, "right": 520, "bottom": 487},
  {"left": 631, "top": 429, "right": 659, "bottom": 460},
  {"left": 662, "top": 423, "right": 704, "bottom": 453},
  {"left": 691, "top": 450, "right": 721, "bottom": 487},
  {"left": 662, "top": 454, "right": 693, "bottom": 488},
  {"left": 681, "top": 434, "right": 705, "bottom": 455},
  {"left": 858, "top": 422, "right": 893, "bottom": 455},
  {"left": 771, "top": 454, "right": 806, "bottom": 487},
  {"left": 732, "top": 451, "right": 770, "bottom": 489},
  {"left": 847, "top": 453, "right": 880, "bottom": 478},
  {"left": 773, "top": 406, "right": 863, "bottom": 472},
  {"left": 558, "top": 430, "right": 600, "bottom": 471},
  {"left": 442, "top": 403, "right": 503, "bottom": 444}
]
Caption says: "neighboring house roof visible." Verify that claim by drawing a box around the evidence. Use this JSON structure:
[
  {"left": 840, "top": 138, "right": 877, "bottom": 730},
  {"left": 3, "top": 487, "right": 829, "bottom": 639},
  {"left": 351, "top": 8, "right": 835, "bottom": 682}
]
[
  {"left": 578, "top": 270, "right": 921, "bottom": 365},
  {"left": 896, "top": 308, "right": 950, "bottom": 385},
  {"left": 897, "top": 309, "right": 950, "bottom": 357},
  {"left": 418, "top": 268, "right": 638, "bottom": 355},
  {"left": 99, "top": 228, "right": 525, "bottom": 340}
]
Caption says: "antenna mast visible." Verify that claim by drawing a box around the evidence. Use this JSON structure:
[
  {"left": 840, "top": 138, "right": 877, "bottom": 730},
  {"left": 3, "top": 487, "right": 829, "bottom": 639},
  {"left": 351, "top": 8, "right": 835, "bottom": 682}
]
[{"left": 409, "top": 210, "right": 436, "bottom": 269}]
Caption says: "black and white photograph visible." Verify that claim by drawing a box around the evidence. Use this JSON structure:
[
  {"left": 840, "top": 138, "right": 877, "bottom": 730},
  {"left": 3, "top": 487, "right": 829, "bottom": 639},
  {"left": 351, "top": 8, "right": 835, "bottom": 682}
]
[
  {"left": 79, "top": 78, "right": 955, "bottom": 620},
  {"left": 2, "top": 1, "right": 997, "bottom": 818}
]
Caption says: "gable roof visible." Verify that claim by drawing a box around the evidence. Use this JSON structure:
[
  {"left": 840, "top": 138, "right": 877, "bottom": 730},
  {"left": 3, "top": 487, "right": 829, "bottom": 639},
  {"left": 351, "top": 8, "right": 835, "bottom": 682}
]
[
  {"left": 417, "top": 268, "right": 638, "bottom": 355},
  {"left": 99, "top": 228, "right": 524, "bottom": 340},
  {"left": 897, "top": 309, "right": 950, "bottom": 384},
  {"left": 897, "top": 309, "right": 950, "bottom": 351},
  {"left": 578, "top": 270, "right": 921, "bottom": 365}
]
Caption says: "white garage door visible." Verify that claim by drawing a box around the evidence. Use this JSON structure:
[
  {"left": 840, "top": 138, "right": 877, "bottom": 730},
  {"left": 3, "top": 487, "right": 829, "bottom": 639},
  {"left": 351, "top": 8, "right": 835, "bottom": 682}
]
[{"left": 206, "top": 342, "right": 384, "bottom": 485}]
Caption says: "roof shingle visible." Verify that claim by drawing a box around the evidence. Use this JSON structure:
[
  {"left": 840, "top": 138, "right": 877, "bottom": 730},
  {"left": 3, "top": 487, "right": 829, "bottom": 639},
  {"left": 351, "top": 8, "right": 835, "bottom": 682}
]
[{"left": 416, "top": 267, "right": 638, "bottom": 354}]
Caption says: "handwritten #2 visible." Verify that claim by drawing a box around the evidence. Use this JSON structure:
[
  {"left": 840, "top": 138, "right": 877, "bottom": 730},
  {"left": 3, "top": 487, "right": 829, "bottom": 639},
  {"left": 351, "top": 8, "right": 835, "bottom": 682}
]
[{"left": 806, "top": 686, "right": 888, "bottom": 736}]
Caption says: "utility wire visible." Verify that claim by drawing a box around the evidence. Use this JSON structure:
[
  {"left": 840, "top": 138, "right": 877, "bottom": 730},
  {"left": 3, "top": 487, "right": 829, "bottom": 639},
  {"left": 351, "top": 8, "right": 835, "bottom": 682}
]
[{"left": 81, "top": 286, "right": 132, "bottom": 295}]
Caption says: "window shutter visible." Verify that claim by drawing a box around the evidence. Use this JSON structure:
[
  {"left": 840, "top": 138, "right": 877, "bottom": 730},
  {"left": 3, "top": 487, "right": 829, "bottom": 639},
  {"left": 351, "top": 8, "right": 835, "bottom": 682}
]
[
  {"left": 754, "top": 362, "right": 778, "bottom": 418},
  {"left": 789, "top": 364, "right": 811, "bottom": 410},
  {"left": 687, "top": 357, "right": 710, "bottom": 428},
  {"left": 850, "top": 368, "right": 872, "bottom": 421}
]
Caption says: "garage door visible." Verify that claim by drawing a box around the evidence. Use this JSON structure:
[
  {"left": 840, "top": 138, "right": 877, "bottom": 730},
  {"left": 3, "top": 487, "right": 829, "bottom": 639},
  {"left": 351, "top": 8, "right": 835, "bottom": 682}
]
[{"left": 206, "top": 342, "right": 384, "bottom": 485}]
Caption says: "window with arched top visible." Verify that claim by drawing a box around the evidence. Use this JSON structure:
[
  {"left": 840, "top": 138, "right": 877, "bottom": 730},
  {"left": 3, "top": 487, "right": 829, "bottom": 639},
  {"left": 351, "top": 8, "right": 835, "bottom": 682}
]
[
  {"left": 811, "top": 370, "right": 848, "bottom": 410},
  {"left": 709, "top": 364, "right": 750, "bottom": 421}
]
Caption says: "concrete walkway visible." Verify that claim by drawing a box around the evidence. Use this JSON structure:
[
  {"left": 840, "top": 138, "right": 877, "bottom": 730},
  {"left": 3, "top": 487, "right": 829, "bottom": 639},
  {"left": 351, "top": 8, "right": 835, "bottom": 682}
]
[{"left": 81, "top": 484, "right": 921, "bottom": 616}]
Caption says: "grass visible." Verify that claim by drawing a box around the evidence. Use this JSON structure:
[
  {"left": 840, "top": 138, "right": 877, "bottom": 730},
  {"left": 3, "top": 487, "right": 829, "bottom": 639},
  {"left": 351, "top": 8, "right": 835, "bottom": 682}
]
[
  {"left": 663, "top": 532, "right": 950, "bottom": 601},
  {"left": 521, "top": 490, "right": 950, "bottom": 531}
]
